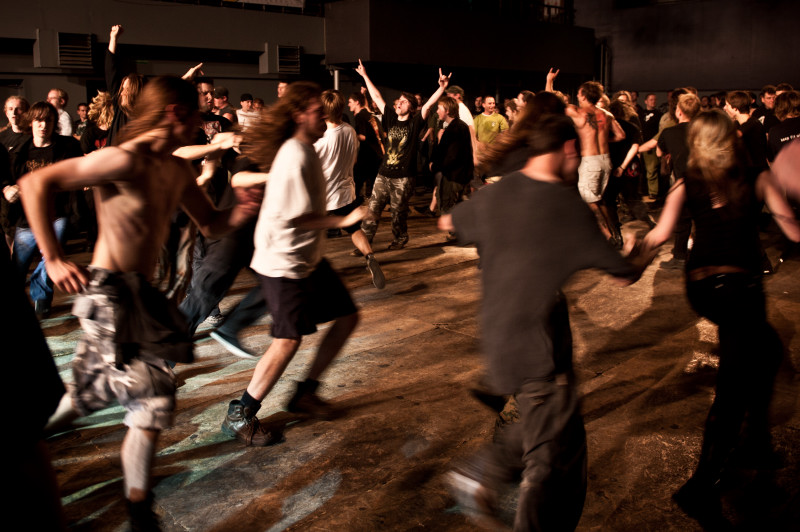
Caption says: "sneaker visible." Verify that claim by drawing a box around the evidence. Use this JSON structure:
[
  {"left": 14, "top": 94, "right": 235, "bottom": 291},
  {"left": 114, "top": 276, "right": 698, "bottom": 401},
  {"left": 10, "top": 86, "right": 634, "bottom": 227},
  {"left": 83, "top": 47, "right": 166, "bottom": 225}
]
[
  {"left": 286, "top": 380, "right": 334, "bottom": 420},
  {"left": 445, "top": 470, "right": 507, "bottom": 530},
  {"left": 203, "top": 313, "right": 226, "bottom": 328},
  {"left": 365, "top": 254, "right": 386, "bottom": 289},
  {"left": 128, "top": 492, "right": 161, "bottom": 532},
  {"left": 350, "top": 248, "right": 364, "bottom": 257},
  {"left": 221, "top": 400, "right": 283, "bottom": 446},
  {"left": 387, "top": 241, "right": 406, "bottom": 250},
  {"left": 210, "top": 330, "right": 258, "bottom": 359}
]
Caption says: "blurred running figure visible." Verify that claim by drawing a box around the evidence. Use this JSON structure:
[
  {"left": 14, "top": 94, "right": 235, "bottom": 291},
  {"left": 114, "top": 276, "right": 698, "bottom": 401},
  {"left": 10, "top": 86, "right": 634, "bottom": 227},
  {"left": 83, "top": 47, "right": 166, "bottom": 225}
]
[
  {"left": 220, "top": 82, "right": 366, "bottom": 447},
  {"left": 440, "top": 113, "right": 644, "bottom": 531},
  {"left": 23, "top": 76, "right": 261, "bottom": 531}
]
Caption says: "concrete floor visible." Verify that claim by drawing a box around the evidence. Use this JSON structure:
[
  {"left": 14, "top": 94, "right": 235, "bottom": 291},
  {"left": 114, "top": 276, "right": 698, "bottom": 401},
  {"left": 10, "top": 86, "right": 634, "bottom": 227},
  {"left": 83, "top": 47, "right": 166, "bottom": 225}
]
[{"left": 43, "top": 194, "right": 800, "bottom": 531}]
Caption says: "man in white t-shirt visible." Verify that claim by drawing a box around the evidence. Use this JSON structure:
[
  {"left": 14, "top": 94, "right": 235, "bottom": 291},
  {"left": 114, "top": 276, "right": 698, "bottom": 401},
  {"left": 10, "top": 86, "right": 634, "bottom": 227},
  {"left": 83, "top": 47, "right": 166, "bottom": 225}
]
[
  {"left": 221, "top": 81, "right": 366, "bottom": 447},
  {"left": 314, "top": 89, "right": 384, "bottom": 289},
  {"left": 47, "top": 88, "right": 73, "bottom": 136}
]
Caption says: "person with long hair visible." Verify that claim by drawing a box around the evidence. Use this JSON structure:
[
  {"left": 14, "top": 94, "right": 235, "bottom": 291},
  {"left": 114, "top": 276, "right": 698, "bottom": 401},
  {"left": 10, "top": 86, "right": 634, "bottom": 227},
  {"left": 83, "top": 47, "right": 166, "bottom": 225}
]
[
  {"left": 221, "top": 81, "right": 366, "bottom": 446},
  {"left": 642, "top": 109, "right": 800, "bottom": 528},
  {"left": 106, "top": 24, "right": 146, "bottom": 145},
  {"left": 21, "top": 75, "right": 261, "bottom": 530}
]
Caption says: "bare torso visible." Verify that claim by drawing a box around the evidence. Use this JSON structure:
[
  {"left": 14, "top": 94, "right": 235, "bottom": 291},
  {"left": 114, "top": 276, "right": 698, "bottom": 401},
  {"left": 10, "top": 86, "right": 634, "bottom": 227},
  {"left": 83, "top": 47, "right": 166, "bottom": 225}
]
[
  {"left": 567, "top": 104, "right": 613, "bottom": 156},
  {"left": 90, "top": 146, "right": 195, "bottom": 279}
]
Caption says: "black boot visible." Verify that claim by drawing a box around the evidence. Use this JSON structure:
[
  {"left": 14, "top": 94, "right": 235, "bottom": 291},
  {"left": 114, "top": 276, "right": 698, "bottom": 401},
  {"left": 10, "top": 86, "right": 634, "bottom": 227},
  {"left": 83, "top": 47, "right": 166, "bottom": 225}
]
[
  {"left": 221, "top": 400, "right": 282, "bottom": 446},
  {"left": 128, "top": 492, "right": 160, "bottom": 532}
]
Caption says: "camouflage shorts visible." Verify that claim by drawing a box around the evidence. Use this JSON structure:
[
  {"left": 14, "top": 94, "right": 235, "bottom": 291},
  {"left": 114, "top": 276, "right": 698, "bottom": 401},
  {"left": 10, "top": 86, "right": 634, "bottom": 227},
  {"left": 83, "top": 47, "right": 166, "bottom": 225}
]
[{"left": 70, "top": 269, "right": 177, "bottom": 431}]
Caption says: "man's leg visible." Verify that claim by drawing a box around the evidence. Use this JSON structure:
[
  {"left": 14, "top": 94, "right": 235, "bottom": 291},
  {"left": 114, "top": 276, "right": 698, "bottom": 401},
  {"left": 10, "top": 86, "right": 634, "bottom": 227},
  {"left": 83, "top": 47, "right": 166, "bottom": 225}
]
[
  {"left": 307, "top": 312, "right": 359, "bottom": 382},
  {"left": 246, "top": 338, "right": 301, "bottom": 400},
  {"left": 642, "top": 150, "right": 660, "bottom": 197},
  {"left": 361, "top": 174, "right": 391, "bottom": 244},
  {"left": 388, "top": 176, "right": 413, "bottom": 248},
  {"left": 351, "top": 229, "right": 385, "bottom": 289}
]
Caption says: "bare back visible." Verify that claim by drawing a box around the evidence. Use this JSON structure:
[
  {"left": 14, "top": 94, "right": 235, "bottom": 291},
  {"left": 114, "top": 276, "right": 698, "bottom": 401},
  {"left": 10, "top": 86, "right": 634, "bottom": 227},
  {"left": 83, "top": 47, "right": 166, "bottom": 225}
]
[
  {"left": 91, "top": 146, "right": 196, "bottom": 278},
  {"left": 568, "top": 104, "right": 613, "bottom": 157}
]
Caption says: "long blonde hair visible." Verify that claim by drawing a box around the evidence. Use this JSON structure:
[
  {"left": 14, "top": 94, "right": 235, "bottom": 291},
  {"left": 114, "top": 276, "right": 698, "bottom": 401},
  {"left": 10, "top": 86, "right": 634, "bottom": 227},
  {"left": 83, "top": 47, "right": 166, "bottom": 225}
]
[
  {"left": 88, "top": 91, "right": 115, "bottom": 130},
  {"left": 687, "top": 109, "right": 745, "bottom": 208}
]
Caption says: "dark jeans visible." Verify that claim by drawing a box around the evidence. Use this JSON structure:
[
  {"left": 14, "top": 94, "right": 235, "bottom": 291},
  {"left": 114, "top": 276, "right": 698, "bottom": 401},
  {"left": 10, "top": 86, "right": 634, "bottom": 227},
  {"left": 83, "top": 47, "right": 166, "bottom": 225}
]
[
  {"left": 686, "top": 273, "right": 782, "bottom": 482},
  {"left": 178, "top": 224, "right": 266, "bottom": 336}
]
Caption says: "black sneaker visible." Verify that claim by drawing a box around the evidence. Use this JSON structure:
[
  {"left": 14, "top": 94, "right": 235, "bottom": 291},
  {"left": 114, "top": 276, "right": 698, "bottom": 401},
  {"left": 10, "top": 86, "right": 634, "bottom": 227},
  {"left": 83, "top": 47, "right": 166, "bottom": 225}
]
[
  {"left": 365, "top": 254, "right": 386, "bottom": 289},
  {"left": 221, "top": 400, "right": 283, "bottom": 446},
  {"left": 286, "top": 380, "right": 334, "bottom": 420},
  {"left": 387, "top": 241, "right": 406, "bottom": 250},
  {"left": 210, "top": 330, "right": 258, "bottom": 359},
  {"left": 672, "top": 477, "right": 733, "bottom": 531}
]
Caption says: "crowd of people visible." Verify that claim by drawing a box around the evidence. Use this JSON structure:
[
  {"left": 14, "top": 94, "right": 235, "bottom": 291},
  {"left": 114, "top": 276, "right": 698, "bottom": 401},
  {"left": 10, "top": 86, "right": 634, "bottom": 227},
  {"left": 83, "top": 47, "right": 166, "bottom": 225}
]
[{"left": 4, "top": 23, "right": 800, "bottom": 532}]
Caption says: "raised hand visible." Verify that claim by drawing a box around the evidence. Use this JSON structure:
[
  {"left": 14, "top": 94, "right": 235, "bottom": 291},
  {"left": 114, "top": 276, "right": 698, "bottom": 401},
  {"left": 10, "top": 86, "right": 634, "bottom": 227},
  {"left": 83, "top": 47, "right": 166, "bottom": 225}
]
[
  {"left": 438, "top": 68, "right": 452, "bottom": 89},
  {"left": 355, "top": 59, "right": 367, "bottom": 78},
  {"left": 110, "top": 25, "right": 123, "bottom": 40},
  {"left": 547, "top": 68, "right": 560, "bottom": 83},
  {"left": 182, "top": 63, "right": 204, "bottom": 81}
]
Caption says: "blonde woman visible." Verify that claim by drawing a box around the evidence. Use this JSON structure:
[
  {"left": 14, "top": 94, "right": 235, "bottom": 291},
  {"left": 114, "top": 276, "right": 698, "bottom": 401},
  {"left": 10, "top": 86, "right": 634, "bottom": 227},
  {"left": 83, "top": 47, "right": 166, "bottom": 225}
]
[{"left": 642, "top": 109, "right": 800, "bottom": 527}]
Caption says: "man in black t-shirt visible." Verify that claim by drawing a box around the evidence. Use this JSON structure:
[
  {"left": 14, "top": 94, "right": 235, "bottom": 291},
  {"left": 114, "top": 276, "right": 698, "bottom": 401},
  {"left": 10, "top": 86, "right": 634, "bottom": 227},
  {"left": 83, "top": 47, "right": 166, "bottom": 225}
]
[
  {"left": 725, "top": 90, "right": 768, "bottom": 171},
  {"left": 768, "top": 90, "right": 800, "bottom": 158},
  {"left": 348, "top": 91, "right": 383, "bottom": 203},
  {"left": 657, "top": 93, "right": 700, "bottom": 268},
  {"left": 354, "top": 60, "right": 451, "bottom": 250}
]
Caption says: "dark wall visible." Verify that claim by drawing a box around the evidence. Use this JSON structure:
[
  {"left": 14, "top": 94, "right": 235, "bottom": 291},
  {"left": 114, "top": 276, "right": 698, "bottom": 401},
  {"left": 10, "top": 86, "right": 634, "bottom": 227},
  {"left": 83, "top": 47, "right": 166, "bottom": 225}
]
[{"left": 575, "top": 0, "right": 800, "bottom": 92}]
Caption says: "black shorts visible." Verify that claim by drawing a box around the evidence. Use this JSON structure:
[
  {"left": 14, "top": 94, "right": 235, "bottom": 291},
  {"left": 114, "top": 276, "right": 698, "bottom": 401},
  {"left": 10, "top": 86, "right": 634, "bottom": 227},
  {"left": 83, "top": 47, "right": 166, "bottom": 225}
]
[
  {"left": 258, "top": 259, "right": 357, "bottom": 339},
  {"left": 327, "top": 200, "right": 361, "bottom": 234}
]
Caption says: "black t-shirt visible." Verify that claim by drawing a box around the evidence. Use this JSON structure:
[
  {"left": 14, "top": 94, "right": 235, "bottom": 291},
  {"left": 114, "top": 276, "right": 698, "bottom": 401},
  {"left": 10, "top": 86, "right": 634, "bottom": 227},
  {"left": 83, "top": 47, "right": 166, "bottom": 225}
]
[
  {"left": 354, "top": 108, "right": 383, "bottom": 160},
  {"left": 80, "top": 123, "right": 110, "bottom": 154},
  {"left": 14, "top": 136, "right": 83, "bottom": 227},
  {"left": 739, "top": 116, "right": 768, "bottom": 171},
  {"left": 379, "top": 106, "right": 424, "bottom": 178},
  {"left": 768, "top": 116, "right": 800, "bottom": 158},
  {"left": 451, "top": 173, "right": 636, "bottom": 393},
  {"left": 0, "top": 129, "right": 31, "bottom": 160},
  {"left": 640, "top": 108, "right": 662, "bottom": 141},
  {"left": 658, "top": 123, "right": 689, "bottom": 179},
  {"left": 685, "top": 161, "right": 761, "bottom": 273},
  {"left": 610, "top": 119, "right": 643, "bottom": 169},
  {"left": 753, "top": 106, "right": 780, "bottom": 133}
]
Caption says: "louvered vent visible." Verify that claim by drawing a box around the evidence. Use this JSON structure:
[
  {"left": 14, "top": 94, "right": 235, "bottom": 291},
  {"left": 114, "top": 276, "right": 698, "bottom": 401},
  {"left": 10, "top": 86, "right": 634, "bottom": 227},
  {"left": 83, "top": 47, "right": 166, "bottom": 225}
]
[
  {"left": 278, "top": 45, "right": 301, "bottom": 74},
  {"left": 58, "top": 33, "right": 92, "bottom": 68}
]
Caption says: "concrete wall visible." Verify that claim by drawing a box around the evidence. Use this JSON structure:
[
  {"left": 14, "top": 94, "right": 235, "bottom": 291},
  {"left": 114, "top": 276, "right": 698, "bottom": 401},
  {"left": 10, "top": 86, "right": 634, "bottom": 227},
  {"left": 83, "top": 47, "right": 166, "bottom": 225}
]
[
  {"left": 0, "top": 0, "right": 324, "bottom": 119},
  {"left": 574, "top": 0, "right": 800, "bottom": 93}
]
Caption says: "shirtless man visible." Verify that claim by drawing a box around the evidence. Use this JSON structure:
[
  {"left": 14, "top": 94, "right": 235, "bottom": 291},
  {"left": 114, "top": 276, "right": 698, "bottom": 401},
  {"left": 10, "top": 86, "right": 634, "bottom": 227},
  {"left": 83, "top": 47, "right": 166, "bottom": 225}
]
[
  {"left": 548, "top": 71, "right": 624, "bottom": 242},
  {"left": 20, "top": 76, "right": 260, "bottom": 530}
]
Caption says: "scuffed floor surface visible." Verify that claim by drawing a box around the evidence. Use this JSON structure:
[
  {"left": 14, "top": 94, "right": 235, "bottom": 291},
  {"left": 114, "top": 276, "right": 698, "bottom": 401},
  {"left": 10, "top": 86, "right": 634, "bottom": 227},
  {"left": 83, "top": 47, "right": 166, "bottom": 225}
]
[{"left": 44, "top": 199, "right": 800, "bottom": 531}]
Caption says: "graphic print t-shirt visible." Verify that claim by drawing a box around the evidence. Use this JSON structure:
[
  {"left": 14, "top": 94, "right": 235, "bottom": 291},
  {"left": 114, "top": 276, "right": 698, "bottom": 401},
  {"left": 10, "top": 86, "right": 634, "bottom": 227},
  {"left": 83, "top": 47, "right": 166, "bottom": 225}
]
[{"left": 378, "top": 106, "right": 424, "bottom": 178}]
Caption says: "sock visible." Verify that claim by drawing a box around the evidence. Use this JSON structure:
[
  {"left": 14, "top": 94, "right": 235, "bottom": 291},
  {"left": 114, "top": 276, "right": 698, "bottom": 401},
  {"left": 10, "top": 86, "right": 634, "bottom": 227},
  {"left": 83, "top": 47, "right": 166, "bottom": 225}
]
[{"left": 240, "top": 391, "right": 261, "bottom": 412}]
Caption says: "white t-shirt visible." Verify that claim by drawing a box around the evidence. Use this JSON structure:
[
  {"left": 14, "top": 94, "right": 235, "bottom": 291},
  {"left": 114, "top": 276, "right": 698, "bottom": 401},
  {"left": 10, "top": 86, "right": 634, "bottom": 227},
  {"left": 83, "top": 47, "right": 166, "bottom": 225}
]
[
  {"left": 457, "top": 102, "right": 474, "bottom": 128},
  {"left": 57, "top": 109, "right": 73, "bottom": 136},
  {"left": 313, "top": 123, "right": 358, "bottom": 210},
  {"left": 237, "top": 109, "right": 260, "bottom": 130},
  {"left": 250, "top": 138, "right": 326, "bottom": 279}
]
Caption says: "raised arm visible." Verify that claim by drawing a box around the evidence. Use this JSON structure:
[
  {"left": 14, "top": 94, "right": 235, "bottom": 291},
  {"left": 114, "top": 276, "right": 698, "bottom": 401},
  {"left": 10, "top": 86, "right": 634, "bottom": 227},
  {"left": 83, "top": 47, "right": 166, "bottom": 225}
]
[
  {"left": 545, "top": 67, "right": 559, "bottom": 92},
  {"left": 172, "top": 132, "right": 241, "bottom": 160},
  {"left": 180, "top": 168, "right": 262, "bottom": 239},
  {"left": 355, "top": 59, "right": 385, "bottom": 115},
  {"left": 108, "top": 24, "right": 122, "bottom": 54},
  {"left": 420, "top": 68, "right": 452, "bottom": 120}
]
